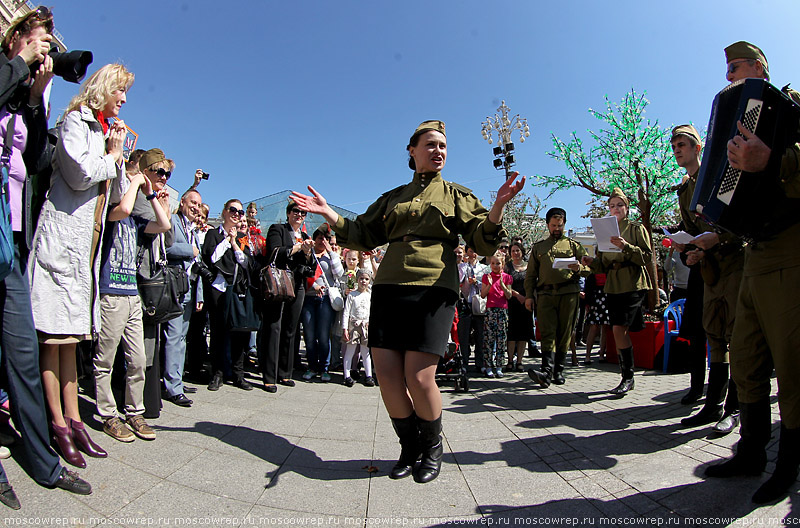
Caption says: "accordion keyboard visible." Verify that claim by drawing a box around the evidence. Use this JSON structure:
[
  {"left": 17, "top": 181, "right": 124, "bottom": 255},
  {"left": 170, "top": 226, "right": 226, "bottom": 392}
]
[{"left": 717, "top": 100, "right": 762, "bottom": 204}]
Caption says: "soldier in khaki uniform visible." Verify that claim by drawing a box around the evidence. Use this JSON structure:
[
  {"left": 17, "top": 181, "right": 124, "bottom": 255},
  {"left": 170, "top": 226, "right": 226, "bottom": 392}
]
[
  {"left": 525, "top": 208, "right": 588, "bottom": 387},
  {"left": 668, "top": 125, "right": 709, "bottom": 407},
  {"left": 582, "top": 188, "right": 652, "bottom": 395},
  {"left": 670, "top": 125, "right": 744, "bottom": 435},
  {"left": 291, "top": 120, "right": 525, "bottom": 485},
  {"left": 705, "top": 42, "right": 800, "bottom": 505}
]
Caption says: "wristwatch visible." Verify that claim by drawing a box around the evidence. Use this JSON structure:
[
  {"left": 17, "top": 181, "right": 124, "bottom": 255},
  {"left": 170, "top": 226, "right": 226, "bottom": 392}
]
[{"left": 145, "top": 191, "right": 158, "bottom": 201}]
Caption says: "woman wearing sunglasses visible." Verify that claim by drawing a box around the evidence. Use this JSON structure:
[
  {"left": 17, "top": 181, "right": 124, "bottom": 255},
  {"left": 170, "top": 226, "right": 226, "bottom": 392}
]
[
  {"left": 258, "top": 201, "right": 314, "bottom": 392},
  {"left": 28, "top": 63, "right": 133, "bottom": 471},
  {"left": 201, "top": 199, "right": 255, "bottom": 392}
]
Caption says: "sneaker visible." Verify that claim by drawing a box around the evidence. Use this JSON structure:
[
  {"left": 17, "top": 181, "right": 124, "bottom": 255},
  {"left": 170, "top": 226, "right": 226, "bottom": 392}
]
[
  {"left": 320, "top": 372, "right": 331, "bottom": 382},
  {"left": 344, "top": 377, "right": 355, "bottom": 387},
  {"left": 302, "top": 370, "right": 316, "bottom": 381},
  {"left": 0, "top": 446, "right": 9, "bottom": 459},
  {"left": 126, "top": 415, "right": 156, "bottom": 441},
  {"left": 363, "top": 376, "right": 375, "bottom": 387},
  {"left": 495, "top": 368, "right": 504, "bottom": 378},
  {"left": 103, "top": 417, "right": 134, "bottom": 443},
  {"left": 486, "top": 369, "right": 495, "bottom": 378}
]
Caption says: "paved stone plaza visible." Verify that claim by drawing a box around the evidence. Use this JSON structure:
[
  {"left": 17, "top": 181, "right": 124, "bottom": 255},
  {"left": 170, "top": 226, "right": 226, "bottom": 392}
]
[{"left": 0, "top": 360, "right": 797, "bottom": 527}]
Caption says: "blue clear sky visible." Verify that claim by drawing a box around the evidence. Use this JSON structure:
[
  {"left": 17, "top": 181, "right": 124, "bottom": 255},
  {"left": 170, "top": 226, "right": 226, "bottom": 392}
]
[{"left": 46, "top": 0, "right": 800, "bottom": 229}]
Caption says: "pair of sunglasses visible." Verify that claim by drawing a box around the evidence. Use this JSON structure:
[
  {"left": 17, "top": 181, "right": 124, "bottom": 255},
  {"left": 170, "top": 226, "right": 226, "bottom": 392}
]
[{"left": 148, "top": 168, "right": 171, "bottom": 180}]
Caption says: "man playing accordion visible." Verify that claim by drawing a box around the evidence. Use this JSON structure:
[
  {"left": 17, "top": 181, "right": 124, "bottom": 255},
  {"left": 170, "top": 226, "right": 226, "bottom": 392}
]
[{"left": 703, "top": 41, "right": 800, "bottom": 505}]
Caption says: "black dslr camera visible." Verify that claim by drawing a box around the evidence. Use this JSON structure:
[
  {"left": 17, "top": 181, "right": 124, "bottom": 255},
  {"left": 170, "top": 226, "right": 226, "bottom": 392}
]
[{"left": 30, "top": 42, "right": 93, "bottom": 84}]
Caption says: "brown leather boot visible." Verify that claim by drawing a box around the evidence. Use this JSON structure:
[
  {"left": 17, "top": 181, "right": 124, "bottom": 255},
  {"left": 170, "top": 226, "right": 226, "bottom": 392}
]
[
  {"left": 51, "top": 421, "right": 86, "bottom": 468},
  {"left": 67, "top": 417, "right": 107, "bottom": 458}
]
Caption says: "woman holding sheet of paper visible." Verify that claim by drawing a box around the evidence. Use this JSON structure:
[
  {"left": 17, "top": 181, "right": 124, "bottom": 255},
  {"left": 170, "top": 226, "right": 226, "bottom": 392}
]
[{"left": 582, "top": 188, "right": 652, "bottom": 395}]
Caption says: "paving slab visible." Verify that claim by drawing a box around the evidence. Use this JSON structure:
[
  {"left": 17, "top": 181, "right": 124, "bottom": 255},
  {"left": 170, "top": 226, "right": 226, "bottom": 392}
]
[{"left": 0, "top": 351, "right": 794, "bottom": 526}]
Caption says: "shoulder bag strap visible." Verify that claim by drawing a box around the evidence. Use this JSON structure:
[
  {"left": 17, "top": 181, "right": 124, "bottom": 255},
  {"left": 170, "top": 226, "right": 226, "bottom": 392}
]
[
  {"left": 0, "top": 114, "right": 15, "bottom": 209},
  {"left": 313, "top": 253, "right": 332, "bottom": 289},
  {"left": 1, "top": 113, "right": 16, "bottom": 167}
]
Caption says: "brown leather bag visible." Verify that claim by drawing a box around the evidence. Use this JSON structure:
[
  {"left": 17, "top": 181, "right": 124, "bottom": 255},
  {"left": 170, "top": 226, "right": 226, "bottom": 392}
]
[{"left": 260, "top": 248, "right": 295, "bottom": 303}]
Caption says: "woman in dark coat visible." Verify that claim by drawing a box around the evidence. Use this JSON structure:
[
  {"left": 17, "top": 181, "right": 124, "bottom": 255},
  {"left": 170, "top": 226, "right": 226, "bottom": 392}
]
[{"left": 258, "top": 201, "right": 314, "bottom": 392}]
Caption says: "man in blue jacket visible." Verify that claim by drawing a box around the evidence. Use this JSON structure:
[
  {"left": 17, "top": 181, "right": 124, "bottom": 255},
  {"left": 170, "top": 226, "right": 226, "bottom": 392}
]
[{"left": 162, "top": 188, "right": 203, "bottom": 407}]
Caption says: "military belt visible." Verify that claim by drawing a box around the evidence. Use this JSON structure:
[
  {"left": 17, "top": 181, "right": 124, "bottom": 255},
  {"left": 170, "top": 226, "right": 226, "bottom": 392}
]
[
  {"left": 537, "top": 280, "right": 579, "bottom": 292},
  {"left": 388, "top": 235, "right": 458, "bottom": 246},
  {"left": 610, "top": 261, "right": 635, "bottom": 271}
]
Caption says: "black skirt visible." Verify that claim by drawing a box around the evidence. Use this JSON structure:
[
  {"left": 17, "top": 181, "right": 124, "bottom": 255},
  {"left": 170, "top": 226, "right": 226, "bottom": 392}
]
[
  {"left": 369, "top": 284, "right": 457, "bottom": 357},
  {"left": 607, "top": 290, "right": 646, "bottom": 332}
]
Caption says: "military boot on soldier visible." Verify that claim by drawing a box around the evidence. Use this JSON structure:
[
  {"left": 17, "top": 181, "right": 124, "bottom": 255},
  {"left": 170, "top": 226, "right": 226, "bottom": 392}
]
[{"left": 524, "top": 208, "right": 589, "bottom": 388}]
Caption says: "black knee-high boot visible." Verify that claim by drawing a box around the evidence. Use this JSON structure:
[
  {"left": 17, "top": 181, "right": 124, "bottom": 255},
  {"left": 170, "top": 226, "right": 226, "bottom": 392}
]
[
  {"left": 389, "top": 413, "right": 420, "bottom": 479},
  {"left": 752, "top": 424, "right": 800, "bottom": 504},
  {"left": 413, "top": 415, "right": 443, "bottom": 483},
  {"left": 610, "top": 346, "right": 634, "bottom": 395},
  {"left": 681, "top": 338, "right": 708, "bottom": 404},
  {"left": 682, "top": 362, "right": 727, "bottom": 427},
  {"left": 705, "top": 399, "right": 770, "bottom": 478}
]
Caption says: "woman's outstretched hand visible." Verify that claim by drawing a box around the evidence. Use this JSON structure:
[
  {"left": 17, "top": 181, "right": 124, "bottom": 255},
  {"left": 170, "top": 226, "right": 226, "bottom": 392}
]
[
  {"left": 488, "top": 172, "right": 527, "bottom": 224},
  {"left": 290, "top": 186, "right": 328, "bottom": 214},
  {"left": 495, "top": 171, "right": 526, "bottom": 206},
  {"left": 290, "top": 186, "right": 339, "bottom": 225}
]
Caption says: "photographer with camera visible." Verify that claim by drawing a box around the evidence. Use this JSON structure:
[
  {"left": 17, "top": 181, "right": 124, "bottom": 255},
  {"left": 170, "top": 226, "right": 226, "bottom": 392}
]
[{"left": 0, "top": 6, "right": 92, "bottom": 508}]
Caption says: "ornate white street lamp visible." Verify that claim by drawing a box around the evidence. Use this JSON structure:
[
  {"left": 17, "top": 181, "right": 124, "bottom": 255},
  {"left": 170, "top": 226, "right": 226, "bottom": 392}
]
[{"left": 480, "top": 100, "right": 530, "bottom": 177}]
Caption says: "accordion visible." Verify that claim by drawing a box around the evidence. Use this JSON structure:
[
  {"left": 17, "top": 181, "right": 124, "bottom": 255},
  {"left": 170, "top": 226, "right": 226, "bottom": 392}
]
[{"left": 691, "top": 78, "right": 800, "bottom": 241}]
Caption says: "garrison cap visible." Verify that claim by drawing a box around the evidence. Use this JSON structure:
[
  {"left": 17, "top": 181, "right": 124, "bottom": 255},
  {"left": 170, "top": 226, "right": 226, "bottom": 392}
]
[
  {"left": 725, "top": 41, "right": 769, "bottom": 80},
  {"left": 608, "top": 187, "right": 629, "bottom": 208},
  {"left": 411, "top": 120, "right": 446, "bottom": 138},
  {"left": 138, "top": 148, "right": 166, "bottom": 171},
  {"left": 671, "top": 124, "right": 702, "bottom": 146}
]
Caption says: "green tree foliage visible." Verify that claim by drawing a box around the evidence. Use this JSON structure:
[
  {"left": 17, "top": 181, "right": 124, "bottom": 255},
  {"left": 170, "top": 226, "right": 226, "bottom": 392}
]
[{"left": 535, "top": 89, "right": 684, "bottom": 307}]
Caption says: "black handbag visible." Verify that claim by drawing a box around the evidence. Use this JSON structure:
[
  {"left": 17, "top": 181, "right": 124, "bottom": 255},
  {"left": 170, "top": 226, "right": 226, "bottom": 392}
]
[
  {"left": 137, "top": 235, "right": 189, "bottom": 324},
  {"left": 260, "top": 247, "right": 295, "bottom": 303},
  {"left": 223, "top": 261, "right": 261, "bottom": 332}
]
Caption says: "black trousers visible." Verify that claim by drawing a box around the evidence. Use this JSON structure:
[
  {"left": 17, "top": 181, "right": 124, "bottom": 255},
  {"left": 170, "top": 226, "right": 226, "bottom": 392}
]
[
  {"left": 260, "top": 285, "right": 305, "bottom": 384},
  {"left": 142, "top": 323, "right": 161, "bottom": 419},
  {"left": 208, "top": 288, "right": 246, "bottom": 380},
  {"left": 185, "top": 281, "right": 209, "bottom": 378},
  {"left": 457, "top": 303, "right": 484, "bottom": 370}
]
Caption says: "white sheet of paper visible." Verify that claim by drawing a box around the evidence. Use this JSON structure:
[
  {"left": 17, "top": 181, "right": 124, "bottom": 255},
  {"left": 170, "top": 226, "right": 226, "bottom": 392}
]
[
  {"left": 591, "top": 216, "right": 622, "bottom": 253},
  {"left": 553, "top": 258, "right": 578, "bottom": 269},
  {"left": 661, "top": 229, "right": 696, "bottom": 245},
  {"left": 662, "top": 228, "right": 715, "bottom": 245}
]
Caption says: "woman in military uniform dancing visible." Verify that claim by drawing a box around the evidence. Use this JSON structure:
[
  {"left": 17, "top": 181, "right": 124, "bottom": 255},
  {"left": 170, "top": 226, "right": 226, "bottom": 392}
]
[{"left": 291, "top": 120, "right": 524, "bottom": 483}]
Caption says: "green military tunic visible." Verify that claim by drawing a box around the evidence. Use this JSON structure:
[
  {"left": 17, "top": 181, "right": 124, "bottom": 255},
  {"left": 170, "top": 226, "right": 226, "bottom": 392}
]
[
  {"left": 333, "top": 171, "right": 505, "bottom": 295},
  {"left": 730, "top": 87, "right": 800, "bottom": 427},
  {"left": 590, "top": 218, "right": 652, "bottom": 294},
  {"left": 679, "top": 171, "right": 745, "bottom": 362},
  {"left": 525, "top": 235, "right": 589, "bottom": 376}
]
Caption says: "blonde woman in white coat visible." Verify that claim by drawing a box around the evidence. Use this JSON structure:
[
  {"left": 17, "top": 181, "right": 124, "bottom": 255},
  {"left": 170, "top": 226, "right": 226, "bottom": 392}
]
[{"left": 28, "top": 64, "right": 133, "bottom": 468}]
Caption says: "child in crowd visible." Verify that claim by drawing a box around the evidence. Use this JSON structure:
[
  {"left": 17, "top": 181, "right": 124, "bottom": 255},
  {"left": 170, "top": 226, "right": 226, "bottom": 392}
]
[
  {"left": 481, "top": 253, "right": 513, "bottom": 377},
  {"left": 342, "top": 269, "right": 374, "bottom": 387},
  {"left": 95, "top": 170, "right": 171, "bottom": 443},
  {"left": 342, "top": 249, "right": 360, "bottom": 295}
]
